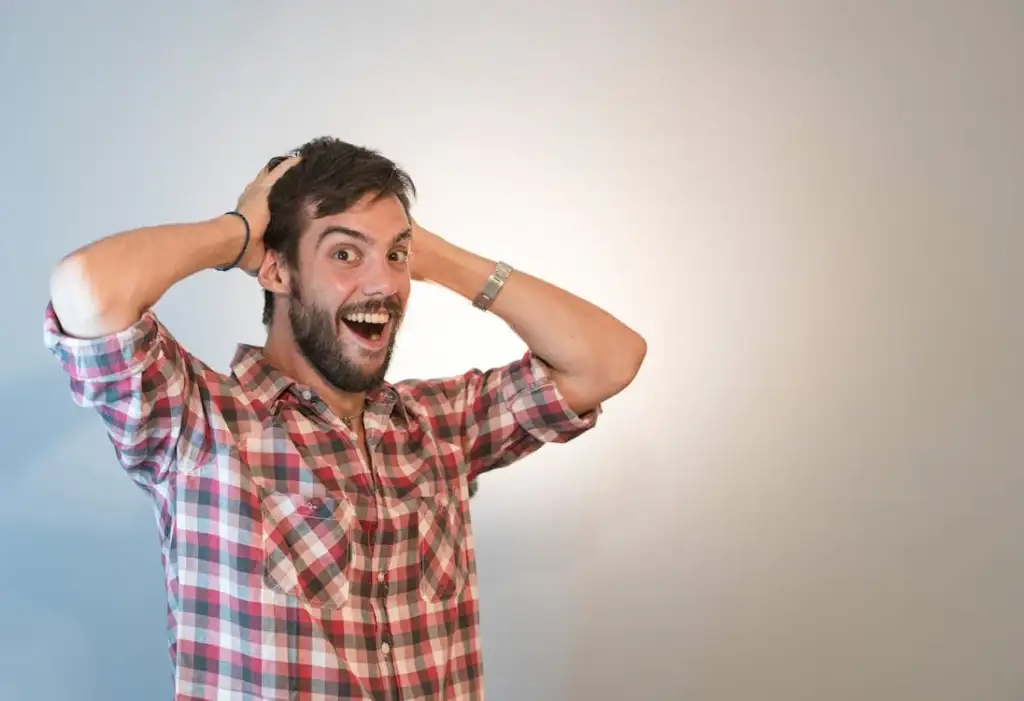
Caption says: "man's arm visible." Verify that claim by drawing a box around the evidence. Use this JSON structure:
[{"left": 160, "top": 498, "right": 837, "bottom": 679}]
[
  {"left": 50, "top": 216, "right": 248, "bottom": 337},
  {"left": 411, "top": 225, "right": 647, "bottom": 415},
  {"left": 44, "top": 158, "right": 298, "bottom": 487},
  {"left": 49, "top": 158, "right": 297, "bottom": 338}
]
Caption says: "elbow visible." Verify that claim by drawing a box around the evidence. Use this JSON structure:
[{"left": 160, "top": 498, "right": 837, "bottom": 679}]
[
  {"left": 50, "top": 253, "right": 90, "bottom": 318},
  {"left": 49, "top": 252, "right": 119, "bottom": 338},
  {"left": 601, "top": 329, "right": 646, "bottom": 397},
  {"left": 553, "top": 331, "right": 646, "bottom": 414},
  {"left": 612, "top": 330, "right": 647, "bottom": 390}
]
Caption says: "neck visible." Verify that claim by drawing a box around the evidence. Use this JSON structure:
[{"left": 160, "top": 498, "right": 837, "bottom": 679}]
[{"left": 263, "top": 322, "right": 366, "bottom": 419}]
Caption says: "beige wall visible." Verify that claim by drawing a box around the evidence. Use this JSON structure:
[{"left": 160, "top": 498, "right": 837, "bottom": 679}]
[{"left": 564, "top": 3, "right": 1024, "bottom": 699}]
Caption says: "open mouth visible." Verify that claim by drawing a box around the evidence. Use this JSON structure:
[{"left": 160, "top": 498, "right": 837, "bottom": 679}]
[{"left": 340, "top": 310, "right": 391, "bottom": 342}]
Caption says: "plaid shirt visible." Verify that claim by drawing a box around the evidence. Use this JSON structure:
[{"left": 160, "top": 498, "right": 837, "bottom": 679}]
[{"left": 43, "top": 303, "right": 599, "bottom": 700}]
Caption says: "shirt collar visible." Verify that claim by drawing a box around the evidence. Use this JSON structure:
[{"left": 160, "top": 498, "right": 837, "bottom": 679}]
[{"left": 229, "top": 344, "right": 401, "bottom": 416}]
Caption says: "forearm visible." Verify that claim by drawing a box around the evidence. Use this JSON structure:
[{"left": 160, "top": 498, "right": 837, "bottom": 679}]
[
  {"left": 50, "top": 214, "right": 245, "bottom": 338},
  {"left": 416, "top": 234, "right": 646, "bottom": 411}
]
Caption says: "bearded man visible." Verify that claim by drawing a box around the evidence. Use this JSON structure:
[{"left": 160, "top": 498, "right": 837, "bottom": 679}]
[{"left": 45, "top": 136, "right": 646, "bottom": 701}]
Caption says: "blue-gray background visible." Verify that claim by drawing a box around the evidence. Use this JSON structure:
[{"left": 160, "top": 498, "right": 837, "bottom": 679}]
[{"left": 1, "top": 2, "right": 1022, "bottom": 700}]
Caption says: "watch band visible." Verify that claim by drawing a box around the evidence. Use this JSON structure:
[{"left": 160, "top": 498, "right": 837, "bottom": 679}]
[{"left": 472, "top": 261, "right": 514, "bottom": 311}]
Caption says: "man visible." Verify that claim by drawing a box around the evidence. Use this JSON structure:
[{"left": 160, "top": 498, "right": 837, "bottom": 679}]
[{"left": 45, "top": 136, "right": 646, "bottom": 700}]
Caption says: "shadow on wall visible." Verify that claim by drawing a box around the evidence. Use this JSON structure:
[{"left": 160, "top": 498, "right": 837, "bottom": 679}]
[
  {"left": 0, "top": 362, "right": 174, "bottom": 700},
  {"left": 0, "top": 365, "right": 82, "bottom": 464}
]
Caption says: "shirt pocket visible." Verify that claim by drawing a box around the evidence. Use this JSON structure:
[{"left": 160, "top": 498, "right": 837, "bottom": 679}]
[
  {"left": 417, "top": 488, "right": 467, "bottom": 603},
  {"left": 261, "top": 492, "right": 355, "bottom": 609}
]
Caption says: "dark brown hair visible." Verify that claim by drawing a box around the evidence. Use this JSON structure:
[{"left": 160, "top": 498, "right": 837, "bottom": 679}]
[{"left": 261, "top": 137, "right": 416, "bottom": 325}]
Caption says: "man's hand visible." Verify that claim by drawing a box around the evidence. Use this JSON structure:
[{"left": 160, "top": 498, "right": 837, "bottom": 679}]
[
  {"left": 234, "top": 156, "right": 301, "bottom": 275},
  {"left": 409, "top": 219, "right": 447, "bottom": 282}
]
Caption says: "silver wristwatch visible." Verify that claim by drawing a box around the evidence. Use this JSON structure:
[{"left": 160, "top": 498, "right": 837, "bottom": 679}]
[{"left": 472, "top": 261, "right": 514, "bottom": 311}]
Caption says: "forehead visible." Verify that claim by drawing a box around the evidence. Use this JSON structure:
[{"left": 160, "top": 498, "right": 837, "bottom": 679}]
[{"left": 302, "top": 192, "right": 410, "bottom": 247}]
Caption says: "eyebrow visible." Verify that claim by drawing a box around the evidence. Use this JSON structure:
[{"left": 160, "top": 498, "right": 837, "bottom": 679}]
[{"left": 317, "top": 226, "right": 412, "bottom": 248}]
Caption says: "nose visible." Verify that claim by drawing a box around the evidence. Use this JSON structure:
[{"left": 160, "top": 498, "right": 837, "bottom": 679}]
[{"left": 360, "top": 256, "right": 401, "bottom": 299}]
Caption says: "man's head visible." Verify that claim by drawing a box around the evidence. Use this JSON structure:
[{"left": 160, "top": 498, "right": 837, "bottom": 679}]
[{"left": 258, "top": 137, "right": 416, "bottom": 393}]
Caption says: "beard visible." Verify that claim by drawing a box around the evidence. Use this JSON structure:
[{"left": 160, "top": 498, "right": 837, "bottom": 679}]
[{"left": 288, "top": 285, "right": 402, "bottom": 393}]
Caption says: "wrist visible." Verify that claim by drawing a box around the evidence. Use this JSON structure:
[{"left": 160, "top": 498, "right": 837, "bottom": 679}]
[
  {"left": 420, "top": 240, "right": 497, "bottom": 300},
  {"left": 209, "top": 213, "right": 251, "bottom": 271}
]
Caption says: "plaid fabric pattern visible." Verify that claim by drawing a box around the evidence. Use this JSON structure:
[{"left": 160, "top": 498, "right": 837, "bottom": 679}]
[{"left": 43, "top": 303, "right": 598, "bottom": 700}]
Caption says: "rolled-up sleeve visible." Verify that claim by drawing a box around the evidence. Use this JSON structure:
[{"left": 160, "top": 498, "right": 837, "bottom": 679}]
[
  {"left": 501, "top": 353, "right": 600, "bottom": 443},
  {"left": 43, "top": 302, "right": 206, "bottom": 486},
  {"left": 403, "top": 351, "right": 601, "bottom": 480}
]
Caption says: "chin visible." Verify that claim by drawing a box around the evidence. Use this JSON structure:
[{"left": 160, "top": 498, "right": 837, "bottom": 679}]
[{"left": 347, "top": 355, "right": 389, "bottom": 381}]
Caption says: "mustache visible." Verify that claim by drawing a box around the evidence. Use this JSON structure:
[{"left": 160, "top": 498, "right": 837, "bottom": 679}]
[{"left": 336, "top": 298, "right": 403, "bottom": 320}]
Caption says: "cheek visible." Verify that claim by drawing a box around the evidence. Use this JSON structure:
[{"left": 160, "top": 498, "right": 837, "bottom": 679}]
[{"left": 321, "top": 271, "right": 359, "bottom": 302}]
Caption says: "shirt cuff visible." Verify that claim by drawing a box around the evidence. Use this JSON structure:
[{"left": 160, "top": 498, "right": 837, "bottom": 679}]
[
  {"left": 503, "top": 352, "right": 601, "bottom": 443},
  {"left": 43, "top": 301, "right": 163, "bottom": 383}
]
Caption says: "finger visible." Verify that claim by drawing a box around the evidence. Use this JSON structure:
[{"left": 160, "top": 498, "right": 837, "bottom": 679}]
[
  {"left": 262, "top": 155, "right": 288, "bottom": 175},
  {"left": 265, "top": 155, "right": 301, "bottom": 183}
]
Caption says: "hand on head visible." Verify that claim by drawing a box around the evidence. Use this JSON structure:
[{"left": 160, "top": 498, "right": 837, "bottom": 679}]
[{"left": 234, "top": 156, "right": 301, "bottom": 275}]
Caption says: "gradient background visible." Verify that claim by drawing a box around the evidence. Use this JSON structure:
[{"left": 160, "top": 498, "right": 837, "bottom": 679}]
[{"left": 1, "top": 1, "right": 1022, "bottom": 700}]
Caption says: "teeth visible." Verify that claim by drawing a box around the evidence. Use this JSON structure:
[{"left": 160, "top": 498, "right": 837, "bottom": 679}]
[{"left": 344, "top": 312, "right": 390, "bottom": 324}]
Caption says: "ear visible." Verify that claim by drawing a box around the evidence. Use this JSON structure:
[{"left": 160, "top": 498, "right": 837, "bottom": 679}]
[{"left": 257, "top": 250, "right": 292, "bottom": 296}]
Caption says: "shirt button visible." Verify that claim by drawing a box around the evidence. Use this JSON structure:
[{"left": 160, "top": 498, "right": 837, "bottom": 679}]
[
  {"left": 301, "top": 389, "right": 312, "bottom": 401},
  {"left": 381, "top": 641, "right": 391, "bottom": 655},
  {"left": 378, "top": 571, "right": 386, "bottom": 582}
]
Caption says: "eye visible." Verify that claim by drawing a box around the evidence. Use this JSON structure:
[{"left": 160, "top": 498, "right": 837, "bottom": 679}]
[
  {"left": 389, "top": 249, "right": 409, "bottom": 263},
  {"left": 332, "top": 247, "right": 358, "bottom": 262}
]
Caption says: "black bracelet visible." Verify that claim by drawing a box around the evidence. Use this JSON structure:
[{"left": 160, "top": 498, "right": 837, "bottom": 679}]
[{"left": 215, "top": 211, "right": 251, "bottom": 271}]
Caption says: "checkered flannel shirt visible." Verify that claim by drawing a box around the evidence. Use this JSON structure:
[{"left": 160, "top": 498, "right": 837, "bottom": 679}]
[{"left": 43, "top": 303, "right": 599, "bottom": 700}]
